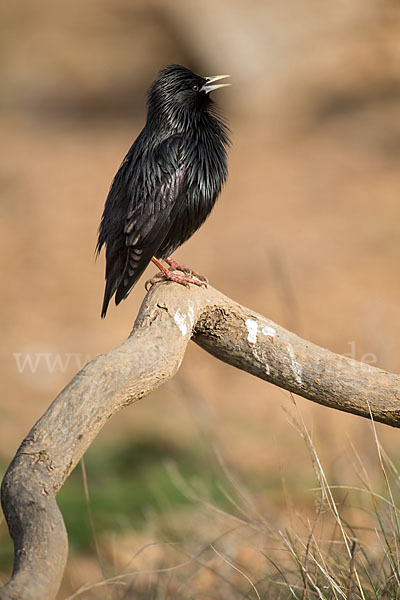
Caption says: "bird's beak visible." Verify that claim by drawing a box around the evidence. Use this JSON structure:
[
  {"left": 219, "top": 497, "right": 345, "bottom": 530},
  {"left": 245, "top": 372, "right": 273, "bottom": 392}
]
[{"left": 200, "top": 74, "right": 231, "bottom": 94}]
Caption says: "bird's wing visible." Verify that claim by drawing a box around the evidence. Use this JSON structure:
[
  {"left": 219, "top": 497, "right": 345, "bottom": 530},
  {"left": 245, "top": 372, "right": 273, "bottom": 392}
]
[{"left": 112, "top": 135, "right": 187, "bottom": 308}]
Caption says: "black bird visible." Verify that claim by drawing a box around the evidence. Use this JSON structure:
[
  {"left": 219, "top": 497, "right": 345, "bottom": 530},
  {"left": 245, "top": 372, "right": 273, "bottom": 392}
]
[{"left": 96, "top": 64, "right": 231, "bottom": 317}]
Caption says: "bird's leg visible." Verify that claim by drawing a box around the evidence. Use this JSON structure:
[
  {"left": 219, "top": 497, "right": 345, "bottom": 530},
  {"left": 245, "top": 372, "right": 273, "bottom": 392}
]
[
  {"left": 164, "top": 257, "right": 208, "bottom": 284},
  {"left": 145, "top": 257, "right": 207, "bottom": 291}
]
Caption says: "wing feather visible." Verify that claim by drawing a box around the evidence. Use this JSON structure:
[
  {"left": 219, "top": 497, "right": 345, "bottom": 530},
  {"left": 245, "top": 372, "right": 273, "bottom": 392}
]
[{"left": 98, "top": 134, "right": 186, "bottom": 316}]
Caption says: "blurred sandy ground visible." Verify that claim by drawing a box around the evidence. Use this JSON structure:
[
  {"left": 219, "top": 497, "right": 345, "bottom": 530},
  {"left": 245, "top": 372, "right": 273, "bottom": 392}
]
[{"left": 1, "top": 0, "right": 400, "bottom": 593}]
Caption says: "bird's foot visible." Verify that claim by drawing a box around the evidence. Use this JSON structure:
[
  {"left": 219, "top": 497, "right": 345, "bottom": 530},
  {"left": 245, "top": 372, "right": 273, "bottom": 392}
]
[
  {"left": 145, "top": 270, "right": 205, "bottom": 291},
  {"left": 165, "top": 258, "right": 208, "bottom": 284},
  {"left": 145, "top": 257, "right": 207, "bottom": 291}
]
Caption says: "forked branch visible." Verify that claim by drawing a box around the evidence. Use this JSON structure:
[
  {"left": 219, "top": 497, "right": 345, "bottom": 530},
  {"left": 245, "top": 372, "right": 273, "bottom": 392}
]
[{"left": 1, "top": 283, "right": 399, "bottom": 599}]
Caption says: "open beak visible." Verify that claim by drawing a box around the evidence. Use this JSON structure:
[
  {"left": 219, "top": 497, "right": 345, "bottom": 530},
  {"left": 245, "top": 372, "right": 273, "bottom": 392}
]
[{"left": 200, "top": 74, "right": 231, "bottom": 94}]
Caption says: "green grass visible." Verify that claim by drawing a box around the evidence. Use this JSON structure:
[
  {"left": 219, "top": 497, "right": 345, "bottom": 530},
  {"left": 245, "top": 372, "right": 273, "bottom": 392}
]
[
  {"left": 0, "top": 513, "right": 13, "bottom": 570},
  {"left": 56, "top": 438, "right": 230, "bottom": 552}
]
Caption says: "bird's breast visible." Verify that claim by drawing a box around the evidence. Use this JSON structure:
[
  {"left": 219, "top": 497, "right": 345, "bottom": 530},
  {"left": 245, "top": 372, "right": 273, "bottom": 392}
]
[{"left": 156, "top": 136, "right": 227, "bottom": 259}]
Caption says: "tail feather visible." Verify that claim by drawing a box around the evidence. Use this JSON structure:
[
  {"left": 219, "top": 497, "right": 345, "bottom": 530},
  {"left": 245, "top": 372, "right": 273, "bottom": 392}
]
[
  {"left": 114, "top": 246, "right": 155, "bottom": 307},
  {"left": 100, "top": 251, "right": 126, "bottom": 318},
  {"left": 101, "top": 279, "right": 116, "bottom": 318},
  {"left": 101, "top": 245, "right": 156, "bottom": 317}
]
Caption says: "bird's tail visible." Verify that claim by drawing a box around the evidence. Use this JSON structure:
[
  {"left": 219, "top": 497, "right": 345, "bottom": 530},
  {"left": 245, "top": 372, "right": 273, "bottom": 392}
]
[
  {"left": 114, "top": 246, "right": 155, "bottom": 308},
  {"left": 101, "top": 274, "right": 118, "bottom": 318},
  {"left": 100, "top": 252, "right": 126, "bottom": 318}
]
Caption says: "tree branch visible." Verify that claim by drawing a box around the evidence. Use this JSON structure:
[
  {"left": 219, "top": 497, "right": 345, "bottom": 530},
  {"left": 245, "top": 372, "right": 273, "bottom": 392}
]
[{"left": 1, "top": 283, "right": 399, "bottom": 599}]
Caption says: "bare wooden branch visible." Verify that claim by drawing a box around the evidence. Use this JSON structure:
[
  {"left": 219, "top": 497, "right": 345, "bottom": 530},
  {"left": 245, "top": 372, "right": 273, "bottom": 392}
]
[{"left": 1, "top": 283, "right": 400, "bottom": 599}]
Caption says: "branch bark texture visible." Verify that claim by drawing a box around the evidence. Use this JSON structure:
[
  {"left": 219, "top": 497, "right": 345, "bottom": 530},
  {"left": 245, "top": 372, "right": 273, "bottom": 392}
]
[{"left": 1, "top": 283, "right": 400, "bottom": 599}]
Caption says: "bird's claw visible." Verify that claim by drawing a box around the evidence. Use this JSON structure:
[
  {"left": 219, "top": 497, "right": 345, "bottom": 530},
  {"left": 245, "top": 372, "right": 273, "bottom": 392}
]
[
  {"left": 145, "top": 269, "right": 206, "bottom": 291},
  {"left": 165, "top": 258, "right": 208, "bottom": 284},
  {"left": 145, "top": 273, "right": 174, "bottom": 291}
]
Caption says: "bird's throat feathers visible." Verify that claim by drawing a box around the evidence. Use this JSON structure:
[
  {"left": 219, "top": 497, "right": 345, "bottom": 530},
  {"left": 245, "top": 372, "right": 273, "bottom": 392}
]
[
  {"left": 147, "top": 93, "right": 227, "bottom": 140},
  {"left": 146, "top": 98, "right": 231, "bottom": 188}
]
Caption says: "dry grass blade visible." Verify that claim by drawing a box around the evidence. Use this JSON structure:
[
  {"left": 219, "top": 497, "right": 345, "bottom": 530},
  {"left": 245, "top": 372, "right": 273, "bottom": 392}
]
[
  {"left": 347, "top": 540, "right": 357, "bottom": 600},
  {"left": 80, "top": 458, "right": 104, "bottom": 571},
  {"left": 210, "top": 544, "right": 261, "bottom": 600}
]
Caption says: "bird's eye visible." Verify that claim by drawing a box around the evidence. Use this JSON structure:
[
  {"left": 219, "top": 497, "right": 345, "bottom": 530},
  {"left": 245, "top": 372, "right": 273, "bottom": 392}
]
[{"left": 192, "top": 84, "right": 199, "bottom": 92}]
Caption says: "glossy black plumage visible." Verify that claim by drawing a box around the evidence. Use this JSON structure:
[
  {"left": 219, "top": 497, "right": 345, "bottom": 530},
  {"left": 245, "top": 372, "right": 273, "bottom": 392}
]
[{"left": 96, "top": 64, "right": 230, "bottom": 317}]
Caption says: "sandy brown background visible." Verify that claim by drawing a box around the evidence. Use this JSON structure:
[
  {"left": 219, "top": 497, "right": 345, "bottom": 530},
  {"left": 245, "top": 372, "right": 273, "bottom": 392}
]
[{"left": 1, "top": 0, "right": 400, "bottom": 596}]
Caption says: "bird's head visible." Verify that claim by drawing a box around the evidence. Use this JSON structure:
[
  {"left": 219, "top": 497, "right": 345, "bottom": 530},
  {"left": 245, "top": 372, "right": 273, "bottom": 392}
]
[{"left": 147, "top": 64, "right": 230, "bottom": 130}]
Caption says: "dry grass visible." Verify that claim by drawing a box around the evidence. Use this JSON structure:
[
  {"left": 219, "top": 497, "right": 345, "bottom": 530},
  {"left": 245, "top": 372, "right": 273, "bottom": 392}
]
[{"left": 50, "top": 400, "right": 400, "bottom": 600}]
